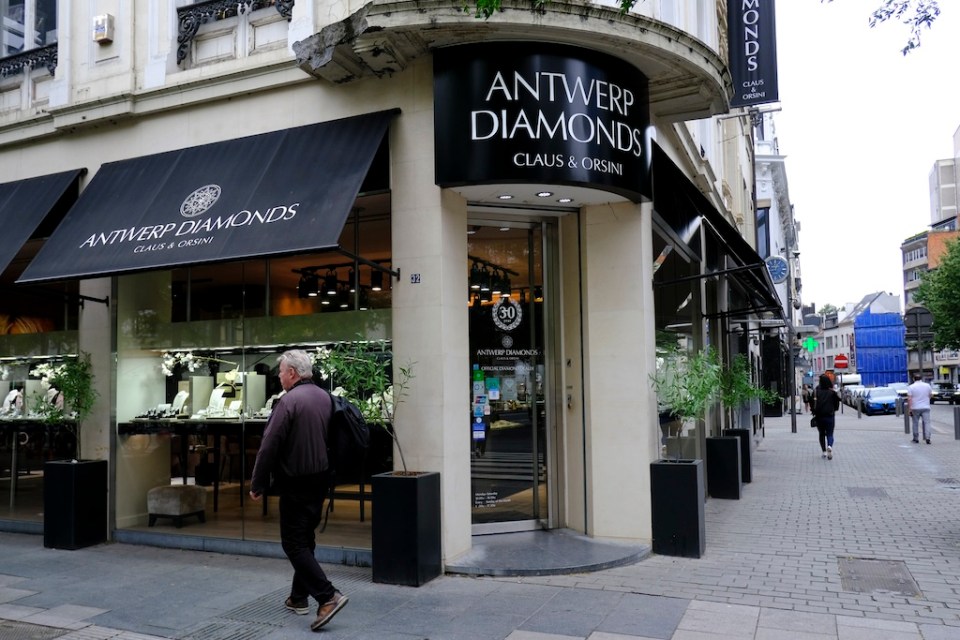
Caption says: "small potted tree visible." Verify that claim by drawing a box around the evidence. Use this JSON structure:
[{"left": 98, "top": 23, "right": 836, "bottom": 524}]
[
  {"left": 32, "top": 353, "right": 106, "bottom": 549},
  {"left": 649, "top": 344, "right": 721, "bottom": 558},
  {"left": 717, "top": 354, "right": 780, "bottom": 487},
  {"left": 313, "top": 341, "right": 438, "bottom": 586}
]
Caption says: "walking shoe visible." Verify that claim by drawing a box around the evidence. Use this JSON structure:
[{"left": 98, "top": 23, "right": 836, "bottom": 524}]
[
  {"left": 926, "top": 439, "right": 932, "bottom": 444},
  {"left": 285, "top": 597, "right": 309, "bottom": 615},
  {"left": 826, "top": 446, "right": 833, "bottom": 460},
  {"left": 821, "top": 451, "right": 827, "bottom": 459},
  {"left": 912, "top": 438, "right": 920, "bottom": 443},
  {"left": 311, "top": 591, "right": 348, "bottom": 631}
]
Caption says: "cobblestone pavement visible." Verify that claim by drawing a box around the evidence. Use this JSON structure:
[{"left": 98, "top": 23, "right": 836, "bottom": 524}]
[{"left": 2, "top": 408, "right": 960, "bottom": 639}]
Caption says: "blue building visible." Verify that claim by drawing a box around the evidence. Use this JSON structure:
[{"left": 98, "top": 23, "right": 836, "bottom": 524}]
[{"left": 851, "top": 293, "right": 908, "bottom": 387}]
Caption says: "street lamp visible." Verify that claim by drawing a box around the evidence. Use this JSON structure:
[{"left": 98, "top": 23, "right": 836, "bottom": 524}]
[{"left": 786, "top": 250, "right": 799, "bottom": 433}]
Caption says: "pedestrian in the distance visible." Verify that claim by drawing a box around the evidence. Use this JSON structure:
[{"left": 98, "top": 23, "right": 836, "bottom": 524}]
[
  {"left": 907, "top": 373, "right": 933, "bottom": 444},
  {"left": 813, "top": 374, "right": 841, "bottom": 460},
  {"left": 801, "top": 384, "right": 812, "bottom": 414},
  {"left": 249, "top": 349, "right": 349, "bottom": 632}
]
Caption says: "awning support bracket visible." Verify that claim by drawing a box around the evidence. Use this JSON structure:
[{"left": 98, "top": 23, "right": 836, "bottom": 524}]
[
  {"left": 78, "top": 293, "right": 110, "bottom": 308},
  {"left": 653, "top": 263, "right": 761, "bottom": 287},
  {"left": 335, "top": 248, "right": 401, "bottom": 281}
]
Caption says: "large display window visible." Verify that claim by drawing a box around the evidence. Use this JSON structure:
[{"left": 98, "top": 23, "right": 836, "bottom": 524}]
[
  {"left": 0, "top": 249, "right": 80, "bottom": 524},
  {"left": 115, "top": 203, "right": 393, "bottom": 548}
]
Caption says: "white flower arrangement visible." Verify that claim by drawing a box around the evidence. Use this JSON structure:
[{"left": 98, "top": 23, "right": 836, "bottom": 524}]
[
  {"left": 161, "top": 351, "right": 198, "bottom": 377},
  {"left": 30, "top": 361, "right": 68, "bottom": 385},
  {"left": 160, "top": 351, "right": 238, "bottom": 377}
]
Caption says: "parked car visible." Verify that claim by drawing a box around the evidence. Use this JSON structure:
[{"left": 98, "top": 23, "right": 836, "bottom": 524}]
[
  {"left": 931, "top": 381, "right": 956, "bottom": 404},
  {"left": 861, "top": 387, "right": 898, "bottom": 416},
  {"left": 888, "top": 382, "right": 909, "bottom": 399},
  {"left": 842, "top": 385, "right": 865, "bottom": 406}
]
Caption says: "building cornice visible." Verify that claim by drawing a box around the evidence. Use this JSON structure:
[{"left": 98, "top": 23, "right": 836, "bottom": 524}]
[{"left": 293, "top": 0, "right": 730, "bottom": 121}]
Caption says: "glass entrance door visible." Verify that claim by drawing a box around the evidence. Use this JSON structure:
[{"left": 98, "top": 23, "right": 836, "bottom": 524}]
[{"left": 468, "top": 222, "right": 551, "bottom": 533}]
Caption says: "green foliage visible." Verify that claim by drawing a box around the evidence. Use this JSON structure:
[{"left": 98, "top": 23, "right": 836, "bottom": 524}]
[
  {"left": 651, "top": 346, "right": 722, "bottom": 425},
  {"left": 312, "top": 340, "right": 415, "bottom": 472},
  {"left": 915, "top": 237, "right": 960, "bottom": 349},
  {"left": 720, "top": 354, "right": 779, "bottom": 411},
  {"left": 826, "top": 0, "right": 941, "bottom": 55},
  {"left": 30, "top": 353, "right": 98, "bottom": 460},
  {"left": 819, "top": 303, "right": 838, "bottom": 316}
]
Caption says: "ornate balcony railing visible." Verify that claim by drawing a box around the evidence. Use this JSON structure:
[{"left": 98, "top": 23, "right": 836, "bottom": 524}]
[
  {"left": 177, "top": 0, "right": 294, "bottom": 65},
  {"left": 0, "top": 43, "right": 57, "bottom": 80}
]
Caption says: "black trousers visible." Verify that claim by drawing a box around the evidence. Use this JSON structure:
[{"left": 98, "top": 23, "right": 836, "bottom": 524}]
[{"left": 279, "top": 472, "right": 336, "bottom": 605}]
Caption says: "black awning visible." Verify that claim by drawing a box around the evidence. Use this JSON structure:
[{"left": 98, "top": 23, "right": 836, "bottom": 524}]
[
  {"left": 18, "top": 110, "right": 397, "bottom": 284},
  {"left": 0, "top": 169, "right": 84, "bottom": 275},
  {"left": 651, "top": 144, "right": 783, "bottom": 319}
]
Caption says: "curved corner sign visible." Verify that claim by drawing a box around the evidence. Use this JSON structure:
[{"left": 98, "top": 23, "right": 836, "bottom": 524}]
[{"left": 433, "top": 43, "right": 651, "bottom": 202}]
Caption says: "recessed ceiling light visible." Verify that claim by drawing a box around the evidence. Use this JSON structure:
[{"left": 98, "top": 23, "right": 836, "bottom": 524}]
[
  {"left": 499, "top": 226, "right": 510, "bottom": 231},
  {"left": 497, "top": 194, "right": 514, "bottom": 200},
  {"left": 557, "top": 197, "right": 573, "bottom": 204},
  {"left": 536, "top": 191, "right": 553, "bottom": 198}
]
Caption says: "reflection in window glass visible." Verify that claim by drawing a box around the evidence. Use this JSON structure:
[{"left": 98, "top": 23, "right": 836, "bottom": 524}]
[{"left": 2, "top": 0, "right": 56, "bottom": 57}]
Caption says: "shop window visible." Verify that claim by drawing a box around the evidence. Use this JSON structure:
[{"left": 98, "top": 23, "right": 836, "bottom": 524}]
[
  {"left": 2, "top": 0, "right": 56, "bottom": 58},
  {"left": 113, "top": 201, "right": 392, "bottom": 546}
]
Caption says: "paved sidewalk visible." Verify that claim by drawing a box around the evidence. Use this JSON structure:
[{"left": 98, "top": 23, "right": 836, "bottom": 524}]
[{"left": 3, "top": 408, "right": 960, "bottom": 639}]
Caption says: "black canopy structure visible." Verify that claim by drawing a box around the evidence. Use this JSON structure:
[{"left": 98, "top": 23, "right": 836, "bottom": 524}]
[
  {"left": 0, "top": 169, "right": 84, "bottom": 275},
  {"left": 651, "top": 144, "right": 783, "bottom": 320},
  {"left": 19, "top": 110, "right": 398, "bottom": 284}
]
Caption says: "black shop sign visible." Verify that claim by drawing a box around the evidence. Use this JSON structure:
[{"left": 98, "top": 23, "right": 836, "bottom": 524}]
[{"left": 434, "top": 43, "right": 651, "bottom": 202}]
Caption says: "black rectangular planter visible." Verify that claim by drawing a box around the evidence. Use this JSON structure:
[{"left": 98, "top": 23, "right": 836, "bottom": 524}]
[
  {"left": 372, "top": 471, "right": 441, "bottom": 586},
  {"left": 650, "top": 459, "right": 705, "bottom": 558},
  {"left": 706, "top": 436, "right": 742, "bottom": 499},
  {"left": 43, "top": 459, "right": 108, "bottom": 550},
  {"left": 722, "top": 428, "right": 752, "bottom": 483}
]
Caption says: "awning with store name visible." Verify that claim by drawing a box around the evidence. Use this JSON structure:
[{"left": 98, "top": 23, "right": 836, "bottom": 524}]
[
  {"left": 651, "top": 144, "right": 783, "bottom": 319},
  {"left": 0, "top": 169, "right": 84, "bottom": 275},
  {"left": 18, "top": 110, "right": 397, "bottom": 284}
]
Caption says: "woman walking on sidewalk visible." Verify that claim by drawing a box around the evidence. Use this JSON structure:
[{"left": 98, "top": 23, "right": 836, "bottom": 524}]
[{"left": 813, "top": 374, "right": 841, "bottom": 460}]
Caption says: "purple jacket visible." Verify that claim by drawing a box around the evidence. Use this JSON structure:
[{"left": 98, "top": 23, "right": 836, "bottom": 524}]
[{"left": 250, "top": 380, "right": 332, "bottom": 496}]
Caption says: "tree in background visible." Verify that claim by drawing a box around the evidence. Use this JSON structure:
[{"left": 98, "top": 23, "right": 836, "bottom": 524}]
[
  {"left": 915, "top": 238, "right": 960, "bottom": 348},
  {"left": 827, "top": 0, "right": 940, "bottom": 55},
  {"left": 819, "top": 304, "right": 839, "bottom": 316}
]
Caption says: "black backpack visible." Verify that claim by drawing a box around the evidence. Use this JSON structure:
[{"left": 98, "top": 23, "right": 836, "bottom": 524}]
[
  {"left": 325, "top": 390, "right": 371, "bottom": 474},
  {"left": 321, "top": 390, "right": 371, "bottom": 531}
]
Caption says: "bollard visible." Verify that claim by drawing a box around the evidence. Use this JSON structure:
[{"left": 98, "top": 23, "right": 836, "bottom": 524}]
[
  {"left": 904, "top": 407, "right": 911, "bottom": 434},
  {"left": 954, "top": 407, "right": 960, "bottom": 440},
  {"left": 895, "top": 398, "right": 902, "bottom": 418}
]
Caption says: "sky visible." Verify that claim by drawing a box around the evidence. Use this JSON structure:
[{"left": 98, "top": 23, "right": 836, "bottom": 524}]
[{"left": 772, "top": 0, "right": 960, "bottom": 311}]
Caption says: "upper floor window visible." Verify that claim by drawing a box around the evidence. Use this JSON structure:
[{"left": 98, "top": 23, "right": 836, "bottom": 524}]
[{"left": 1, "top": 0, "right": 56, "bottom": 58}]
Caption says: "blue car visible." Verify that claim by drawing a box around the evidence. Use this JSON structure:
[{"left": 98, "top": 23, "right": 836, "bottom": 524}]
[{"left": 861, "top": 387, "right": 898, "bottom": 416}]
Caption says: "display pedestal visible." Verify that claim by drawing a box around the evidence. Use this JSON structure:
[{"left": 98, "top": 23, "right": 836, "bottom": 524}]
[
  {"left": 706, "top": 437, "right": 741, "bottom": 499},
  {"left": 44, "top": 459, "right": 108, "bottom": 550},
  {"left": 650, "top": 459, "right": 705, "bottom": 558},
  {"left": 722, "top": 428, "right": 752, "bottom": 483},
  {"left": 372, "top": 471, "right": 441, "bottom": 586}
]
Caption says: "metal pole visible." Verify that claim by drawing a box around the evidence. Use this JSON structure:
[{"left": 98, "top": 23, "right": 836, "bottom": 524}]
[
  {"left": 788, "top": 258, "right": 797, "bottom": 433},
  {"left": 954, "top": 407, "right": 960, "bottom": 440}
]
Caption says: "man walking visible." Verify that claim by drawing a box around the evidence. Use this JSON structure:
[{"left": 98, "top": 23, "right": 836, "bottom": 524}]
[
  {"left": 907, "top": 374, "right": 933, "bottom": 444},
  {"left": 250, "top": 349, "right": 349, "bottom": 632}
]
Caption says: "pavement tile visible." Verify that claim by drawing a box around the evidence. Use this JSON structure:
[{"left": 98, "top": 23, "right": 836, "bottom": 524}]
[{"left": 0, "top": 586, "right": 35, "bottom": 603}]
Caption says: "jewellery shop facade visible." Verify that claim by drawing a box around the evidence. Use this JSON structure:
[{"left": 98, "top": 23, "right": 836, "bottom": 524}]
[{"left": 0, "top": 1, "right": 778, "bottom": 564}]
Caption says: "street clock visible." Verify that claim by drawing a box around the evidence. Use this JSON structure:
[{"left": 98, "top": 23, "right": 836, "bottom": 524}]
[{"left": 765, "top": 256, "right": 789, "bottom": 284}]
